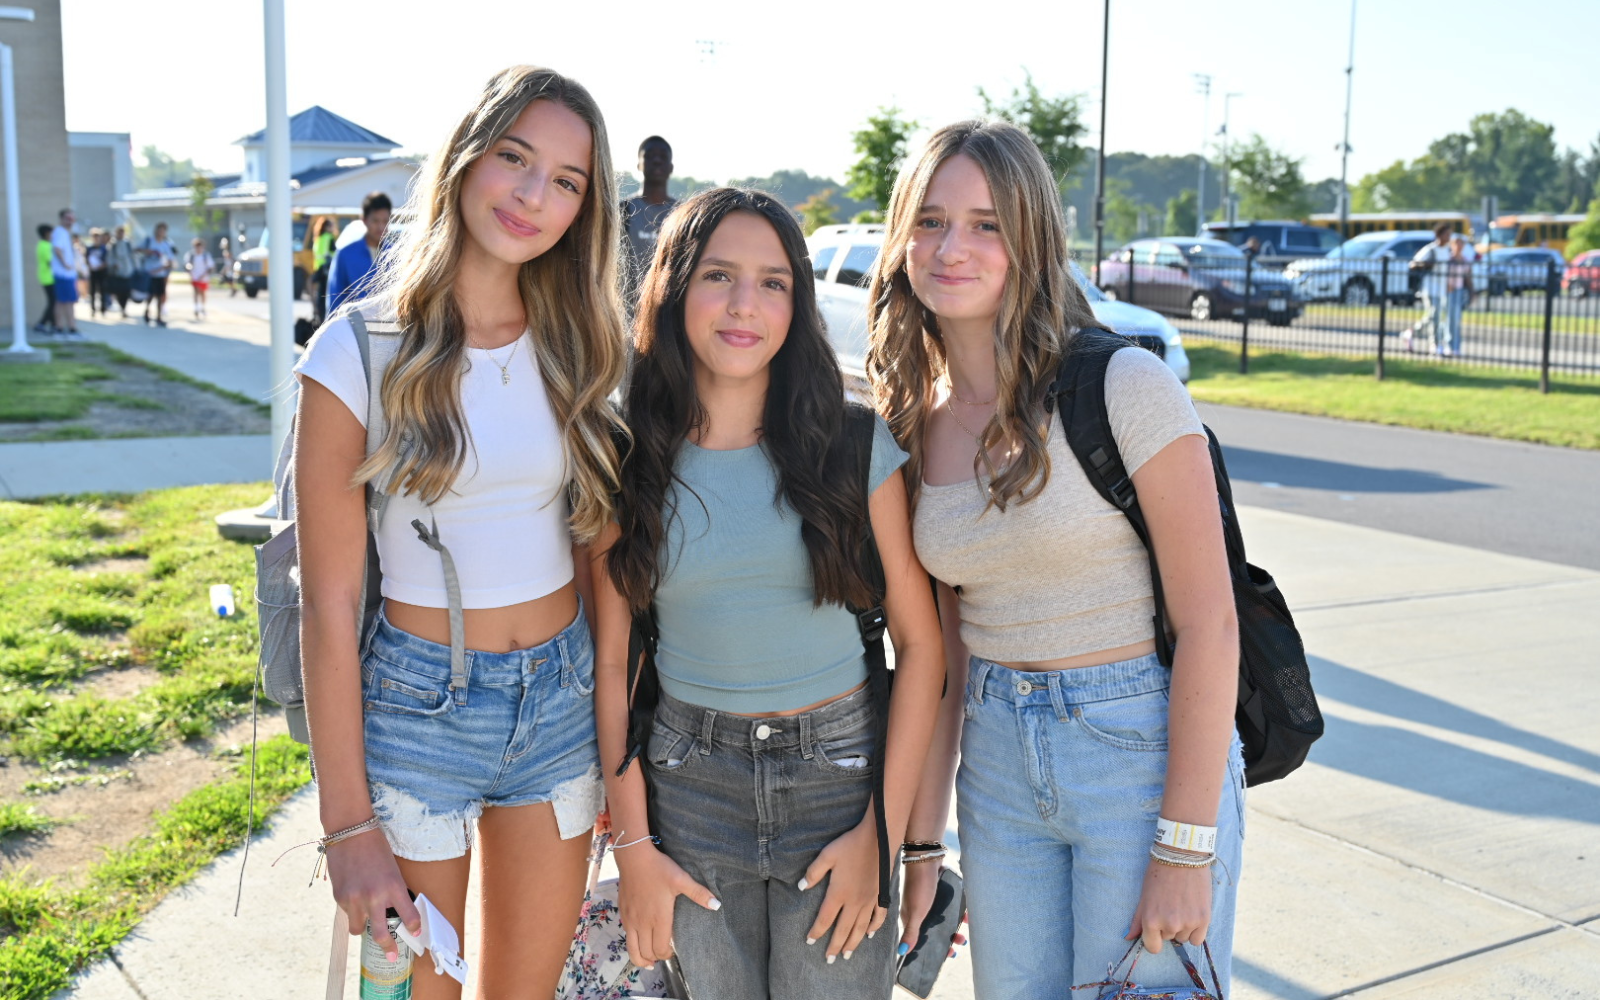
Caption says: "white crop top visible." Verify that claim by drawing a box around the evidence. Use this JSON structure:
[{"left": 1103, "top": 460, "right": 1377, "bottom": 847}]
[{"left": 293, "top": 317, "right": 573, "bottom": 609}]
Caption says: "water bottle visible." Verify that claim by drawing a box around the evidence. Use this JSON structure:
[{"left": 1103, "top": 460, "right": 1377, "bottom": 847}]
[
  {"left": 209, "top": 583, "right": 235, "bottom": 617},
  {"left": 359, "top": 914, "right": 413, "bottom": 999}
]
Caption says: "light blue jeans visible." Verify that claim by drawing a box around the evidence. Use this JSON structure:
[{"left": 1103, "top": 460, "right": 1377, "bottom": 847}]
[
  {"left": 1444, "top": 287, "right": 1467, "bottom": 355},
  {"left": 956, "top": 654, "right": 1245, "bottom": 998}
]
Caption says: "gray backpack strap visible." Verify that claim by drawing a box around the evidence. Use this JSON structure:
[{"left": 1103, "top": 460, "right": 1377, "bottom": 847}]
[{"left": 410, "top": 517, "right": 468, "bottom": 696}]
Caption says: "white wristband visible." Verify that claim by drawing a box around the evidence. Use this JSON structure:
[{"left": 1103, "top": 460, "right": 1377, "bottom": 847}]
[{"left": 1154, "top": 817, "right": 1217, "bottom": 854}]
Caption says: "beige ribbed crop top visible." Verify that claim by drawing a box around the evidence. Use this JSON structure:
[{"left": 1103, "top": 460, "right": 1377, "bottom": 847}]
[{"left": 912, "top": 346, "right": 1205, "bottom": 663}]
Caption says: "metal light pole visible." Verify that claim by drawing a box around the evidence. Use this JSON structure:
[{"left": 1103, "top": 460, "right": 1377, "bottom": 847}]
[
  {"left": 264, "top": 0, "right": 293, "bottom": 460},
  {"left": 0, "top": 5, "right": 42, "bottom": 362},
  {"left": 1220, "top": 92, "right": 1242, "bottom": 232},
  {"left": 1337, "top": 0, "right": 1357, "bottom": 238},
  {"left": 1194, "top": 73, "right": 1211, "bottom": 235},
  {"left": 1091, "top": 0, "right": 1110, "bottom": 285}
]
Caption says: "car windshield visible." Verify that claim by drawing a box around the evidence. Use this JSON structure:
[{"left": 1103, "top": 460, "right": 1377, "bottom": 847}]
[
  {"left": 1326, "top": 239, "right": 1385, "bottom": 260},
  {"left": 1069, "top": 261, "right": 1106, "bottom": 302},
  {"left": 1181, "top": 242, "right": 1243, "bottom": 264},
  {"left": 1489, "top": 226, "right": 1519, "bottom": 245}
]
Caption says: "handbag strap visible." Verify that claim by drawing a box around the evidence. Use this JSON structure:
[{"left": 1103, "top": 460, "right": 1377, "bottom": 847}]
[{"left": 1071, "top": 939, "right": 1223, "bottom": 999}]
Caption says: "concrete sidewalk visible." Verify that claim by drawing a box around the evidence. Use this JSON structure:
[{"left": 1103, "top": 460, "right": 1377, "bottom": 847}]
[
  {"left": 57, "top": 504, "right": 1600, "bottom": 999},
  {"left": 0, "top": 315, "right": 282, "bottom": 499}
]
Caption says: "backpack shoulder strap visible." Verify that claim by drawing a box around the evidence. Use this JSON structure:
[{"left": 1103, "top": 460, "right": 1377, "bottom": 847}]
[{"left": 1048, "top": 328, "right": 1175, "bottom": 667}]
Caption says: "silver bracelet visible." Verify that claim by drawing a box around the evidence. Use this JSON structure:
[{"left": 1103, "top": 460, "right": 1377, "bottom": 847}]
[
  {"left": 1149, "top": 843, "right": 1214, "bottom": 868},
  {"left": 902, "top": 847, "right": 949, "bottom": 865}
]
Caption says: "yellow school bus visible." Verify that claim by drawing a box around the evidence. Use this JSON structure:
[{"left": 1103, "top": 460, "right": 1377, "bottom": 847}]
[
  {"left": 1309, "top": 212, "right": 1473, "bottom": 240},
  {"left": 1484, "top": 214, "right": 1585, "bottom": 255}
]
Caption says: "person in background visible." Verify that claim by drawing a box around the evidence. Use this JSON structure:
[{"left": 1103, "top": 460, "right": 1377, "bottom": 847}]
[
  {"left": 107, "top": 226, "right": 136, "bottom": 318},
  {"left": 310, "top": 217, "right": 338, "bottom": 323},
  {"left": 34, "top": 223, "right": 56, "bottom": 334},
  {"left": 218, "top": 236, "right": 236, "bottom": 296},
  {"left": 326, "top": 191, "right": 391, "bottom": 314},
  {"left": 140, "top": 222, "right": 179, "bottom": 327},
  {"left": 619, "top": 135, "right": 677, "bottom": 307},
  {"left": 185, "top": 237, "right": 214, "bottom": 320},
  {"left": 50, "top": 208, "right": 82, "bottom": 338},
  {"left": 1405, "top": 223, "right": 1475, "bottom": 355},
  {"left": 73, "top": 234, "right": 90, "bottom": 302},
  {"left": 1443, "top": 235, "right": 1473, "bottom": 358},
  {"left": 86, "top": 229, "right": 110, "bottom": 317}
]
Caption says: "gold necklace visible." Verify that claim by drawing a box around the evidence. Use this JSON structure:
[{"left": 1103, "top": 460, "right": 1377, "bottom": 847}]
[
  {"left": 944, "top": 378, "right": 996, "bottom": 407},
  {"left": 945, "top": 396, "right": 990, "bottom": 439},
  {"left": 472, "top": 336, "right": 520, "bottom": 386}
]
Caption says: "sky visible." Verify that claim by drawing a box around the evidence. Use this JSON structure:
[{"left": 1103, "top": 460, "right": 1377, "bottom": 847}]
[{"left": 60, "top": 0, "right": 1600, "bottom": 191}]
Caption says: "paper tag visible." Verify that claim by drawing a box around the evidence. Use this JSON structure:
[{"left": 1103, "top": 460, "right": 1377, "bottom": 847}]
[{"left": 392, "top": 893, "right": 469, "bottom": 985}]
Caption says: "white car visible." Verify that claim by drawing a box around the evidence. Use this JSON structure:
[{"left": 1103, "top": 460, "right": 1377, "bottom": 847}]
[
  {"left": 1283, "top": 230, "right": 1440, "bottom": 305},
  {"left": 808, "top": 224, "right": 1190, "bottom": 385}
]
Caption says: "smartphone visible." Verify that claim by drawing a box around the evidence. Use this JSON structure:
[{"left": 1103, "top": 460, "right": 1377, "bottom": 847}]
[{"left": 895, "top": 867, "right": 964, "bottom": 999}]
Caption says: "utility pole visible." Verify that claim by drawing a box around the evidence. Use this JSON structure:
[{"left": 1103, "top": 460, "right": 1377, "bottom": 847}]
[
  {"left": 1194, "top": 73, "right": 1211, "bottom": 235},
  {"left": 1338, "top": 0, "right": 1357, "bottom": 238},
  {"left": 264, "top": 0, "right": 292, "bottom": 463},
  {"left": 1092, "top": 0, "right": 1110, "bottom": 284},
  {"left": 1221, "top": 92, "right": 1242, "bottom": 232},
  {"left": 1, "top": 5, "right": 43, "bottom": 362}
]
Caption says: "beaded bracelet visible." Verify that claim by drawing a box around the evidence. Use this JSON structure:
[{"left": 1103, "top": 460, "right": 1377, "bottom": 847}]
[
  {"left": 1149, "top": 843, "right": 1214, "bottom": 869},
  {"left": 902, "top": 848, "right": 949, "bottom": 865}
]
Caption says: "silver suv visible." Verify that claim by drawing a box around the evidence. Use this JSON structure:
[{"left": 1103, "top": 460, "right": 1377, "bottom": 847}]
[
  {"left": 808, "top": 224, "right": 1190, "bottom": 385},
  {"left": 1283, "top": 230, "right": 1437, "bottom": 305}
]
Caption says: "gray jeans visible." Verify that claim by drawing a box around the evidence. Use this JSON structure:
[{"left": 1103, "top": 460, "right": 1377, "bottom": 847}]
[{"left": 648, "top": 685, "right": 898, "bottom": 1000}]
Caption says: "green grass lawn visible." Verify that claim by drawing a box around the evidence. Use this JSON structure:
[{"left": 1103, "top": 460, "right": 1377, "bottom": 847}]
[
  {"left": 1184, "top": 343, "right": 1600, "bottom": 450},
  {"left": 0, "top": 484, "right": 312, "bottom": 998},
  {"left": 1304, "top": 301, "right": 1596, "bottom": 335},
  {"left": 0, "top": 355, "right": 119, "bottom": 423}
]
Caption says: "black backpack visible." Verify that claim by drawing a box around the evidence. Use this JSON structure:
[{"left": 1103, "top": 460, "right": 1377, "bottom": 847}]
[
  {"left": 1046, "top": 329, "right": 1323, "bottom": 785},
  {"left": 616, "top": 404, "right": 897, "bottom": 907}
]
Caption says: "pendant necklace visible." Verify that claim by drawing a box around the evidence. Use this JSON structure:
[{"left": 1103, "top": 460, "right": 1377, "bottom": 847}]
[{"left": 473, "top": 336, "right": 520, "bottom": 386}]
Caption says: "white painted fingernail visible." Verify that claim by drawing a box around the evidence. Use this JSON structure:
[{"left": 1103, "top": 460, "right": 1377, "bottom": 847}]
[
  {"left": 867, "top": 930, "right": 875, "bottom": 939},
  {"left": 707, "top": 897, "right": 721, "bottom": 911},
  {"left": 797, "top": 877, "right": 809, "bottom": 891},
  {"left": 806, "top": 937, "right": 816, "bottom": 946},
  {"left": 844, "top": 950, "right": 853, "bottom": 960},
  {"left": 826, "top": 954, "right": 836, "bottom": 965}
]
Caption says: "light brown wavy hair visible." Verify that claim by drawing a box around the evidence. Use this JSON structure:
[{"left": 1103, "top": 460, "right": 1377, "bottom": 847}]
[
  {"left": 354, "top": 66, "right": 627, "bottom": 542},
  {"left": 865, "top": 119, "right": 1099, "bottom": 510}
]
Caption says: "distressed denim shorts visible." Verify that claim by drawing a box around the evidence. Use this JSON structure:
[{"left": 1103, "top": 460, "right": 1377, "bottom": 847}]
[
  {"left": 358, "top": 603, "right": 604, "bottom": 862},
  {"left": 647, "top": 685, "right": 899, "bottom": 999}
]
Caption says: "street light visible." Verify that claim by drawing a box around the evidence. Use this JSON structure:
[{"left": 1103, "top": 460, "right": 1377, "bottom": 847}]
[
  {"left": 1220, "top": 92, "right": 1243, "bottom": 232},
  {"left": 0, "top": 5, "right": 44, "bottom": 362},
  {"left": 1337, "top": 0, "right": 1357, "bottom": 238},
  {"left": 1194, "top": 73, "right": 1211, "bottom": 235},
  {"left": 1091, "top": 0, "right": 1109, "bottom": 285}
]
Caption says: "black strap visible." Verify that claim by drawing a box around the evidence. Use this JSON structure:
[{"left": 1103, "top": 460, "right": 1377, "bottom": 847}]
[{"left": 1046, "top": 329, "right": 1175, "bottom": 667}]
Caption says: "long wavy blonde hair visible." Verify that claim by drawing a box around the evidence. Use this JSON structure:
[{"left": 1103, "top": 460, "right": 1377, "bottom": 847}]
[
  {"left": 354, "top": 66, "right": 627, "bottom": 542},
  {"left": 865, "top": 119, "right": 1099, "bottom": 510}
]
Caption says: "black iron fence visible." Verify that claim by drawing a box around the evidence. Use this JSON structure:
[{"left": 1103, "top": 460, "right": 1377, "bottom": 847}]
[{"left": 1094, "top": 254, "right": 1599, "bottom": 390}]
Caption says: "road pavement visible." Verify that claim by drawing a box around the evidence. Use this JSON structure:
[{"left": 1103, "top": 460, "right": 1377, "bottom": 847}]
[{"left": 58, "top": 504, "right": 1600, "bottom": 999}]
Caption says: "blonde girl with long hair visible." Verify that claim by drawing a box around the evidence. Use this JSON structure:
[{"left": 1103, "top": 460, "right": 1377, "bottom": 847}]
[
  {"left": 292, "top": 66, "right": 628, "bottom": 998},
  {"left": 869, "top": 120, "right": 1245, "bottom": 997}
]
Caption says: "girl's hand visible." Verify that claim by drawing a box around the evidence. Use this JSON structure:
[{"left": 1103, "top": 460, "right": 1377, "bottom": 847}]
[
  {"left": 801, "top": 816, "right": 887, "bottom": 963},
  {"left": 325, "top": 829, "right": 421, "bottom": 962},
  {"left": 898, "top": 862, "right": 967, "bottom": 961},
  {"left": 1125, "top": 857, "right": 1213, "bottom": 954},
  {"left": 616, "top": 844, "right": 720, "bottom": 969}
]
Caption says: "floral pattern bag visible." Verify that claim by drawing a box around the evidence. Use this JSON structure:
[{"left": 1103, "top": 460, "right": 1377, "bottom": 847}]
[
  {"left": 1072, "top": 940, "right": 1224, "bottom": 1000},
  {"left": 556, "top": 833, "right": 686, "bottom": 999}
]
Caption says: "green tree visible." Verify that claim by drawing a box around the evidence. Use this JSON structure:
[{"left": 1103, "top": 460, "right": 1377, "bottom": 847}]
[
  {"left": 1567, "top": 184, "right": 1600, "bottom": 258},
  {"left": 1163, "top": 188, "right": 1198, "bottom": 236},
  {"left": 1228, "top": 135, "right": 1312, "bottom": 219},
  {"left": 1428, "top": 109, "right": 1557, "bottom": 210},
  {"left": 847, "top": 107, "right": 916, "bottom": 220},
  {"left": 797, "top": 188, "right": 840, "bottom": 236},
  {"left": 135, "top": 145, "right": 198, "bottom": 190},
  {"left": 978, "top": 70, "right": 1088, "bottom": 193},
  {"left": 1351, "top": 156, "right": 1461, "bottom": 212},
  {"left": 1103, "top": 178, "right": 1143, "bottom": 244},
  {"left": 188, "top": 174, "right": 225, "bottom": 236}
]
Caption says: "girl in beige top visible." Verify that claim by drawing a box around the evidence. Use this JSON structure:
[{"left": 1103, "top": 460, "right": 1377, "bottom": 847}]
[{"left": 866, "top": 120, "right": 1245, "bottom": 997}]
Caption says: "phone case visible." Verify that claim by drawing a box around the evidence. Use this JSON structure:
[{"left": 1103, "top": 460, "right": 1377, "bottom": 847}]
[{"left": 895, "top": 867, "right": 964, "bottom": 998}]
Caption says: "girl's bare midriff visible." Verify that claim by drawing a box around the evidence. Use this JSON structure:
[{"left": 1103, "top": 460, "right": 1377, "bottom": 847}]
[
  {"left": 731, "top": 679, "right": 869, "bottom": 719},
  {"left": 384, "top": 580, "right": 579, "bottom": 654},
  {"left": 996, "top": 636, "right": 1158, "bottom": 673}
]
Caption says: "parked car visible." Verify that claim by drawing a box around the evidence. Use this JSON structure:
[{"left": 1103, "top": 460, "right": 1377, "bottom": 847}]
[
  {"left": 1200, "top": 220, "right": 1343, "bottom": 260},
  {"left": 807, "top": 224, "right": 1189, "bottom": 384},
  {"left": 1484, "top": 247, "right": 1566, "bottom": 296},
  {"left": 1561, "top": 250, "right": 1599, "bottom": 298},
  {"left": 1098, "top": 238, "right": 1300, "bottom": 325},
  {"left": 1282, "top": 230, "right": 1437, "bottom": 305},
  {"left": 233, "top": 210, "right": 359, "bottom": 299}
]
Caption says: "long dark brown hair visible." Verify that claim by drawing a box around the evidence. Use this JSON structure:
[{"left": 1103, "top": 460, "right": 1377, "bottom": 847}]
[{"left": 608, "top": 187, "right": 875, "bottom": 614}]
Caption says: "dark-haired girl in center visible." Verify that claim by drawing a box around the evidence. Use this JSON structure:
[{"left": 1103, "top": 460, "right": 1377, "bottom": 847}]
[{"left": 591, "top": 188, "right": 943, "bottom": 999}]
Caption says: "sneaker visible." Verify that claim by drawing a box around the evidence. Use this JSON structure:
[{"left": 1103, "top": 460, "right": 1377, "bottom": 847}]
[
  {"left": 155, "top": 318, "right": 167, "bottom": 328},
  {"left": 1400, "top": 328, "right": 1413, "bottom": 353}
]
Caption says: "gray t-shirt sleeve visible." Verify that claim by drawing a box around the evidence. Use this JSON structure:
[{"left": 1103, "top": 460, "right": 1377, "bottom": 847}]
[
  {"left": 869, "top": 413, "right": 910, "bottom": 493},
  {"left": 1104, "top": 346, "right": 1205, "bottom": 475}
]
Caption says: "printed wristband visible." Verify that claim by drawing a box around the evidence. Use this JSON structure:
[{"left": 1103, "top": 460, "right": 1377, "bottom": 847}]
[{"left": 1154, "top": 817, "right": 1217, "bottom": 854}]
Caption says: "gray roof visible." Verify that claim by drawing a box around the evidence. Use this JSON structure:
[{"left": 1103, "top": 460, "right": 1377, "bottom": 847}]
[{"left": 236, "top": 106, "right": 398, "bottom": 148}]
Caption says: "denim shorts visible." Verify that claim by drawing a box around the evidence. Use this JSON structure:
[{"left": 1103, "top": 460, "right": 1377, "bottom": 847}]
[
  {"left": 358, "top": 604, "right": 604, "bottom": 862},
  {"left": 646, "top": 685, "right": 898, "bottom": 999},
  {"left": 956, "top": 653, "right": 1245, "bottom": 998}
]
